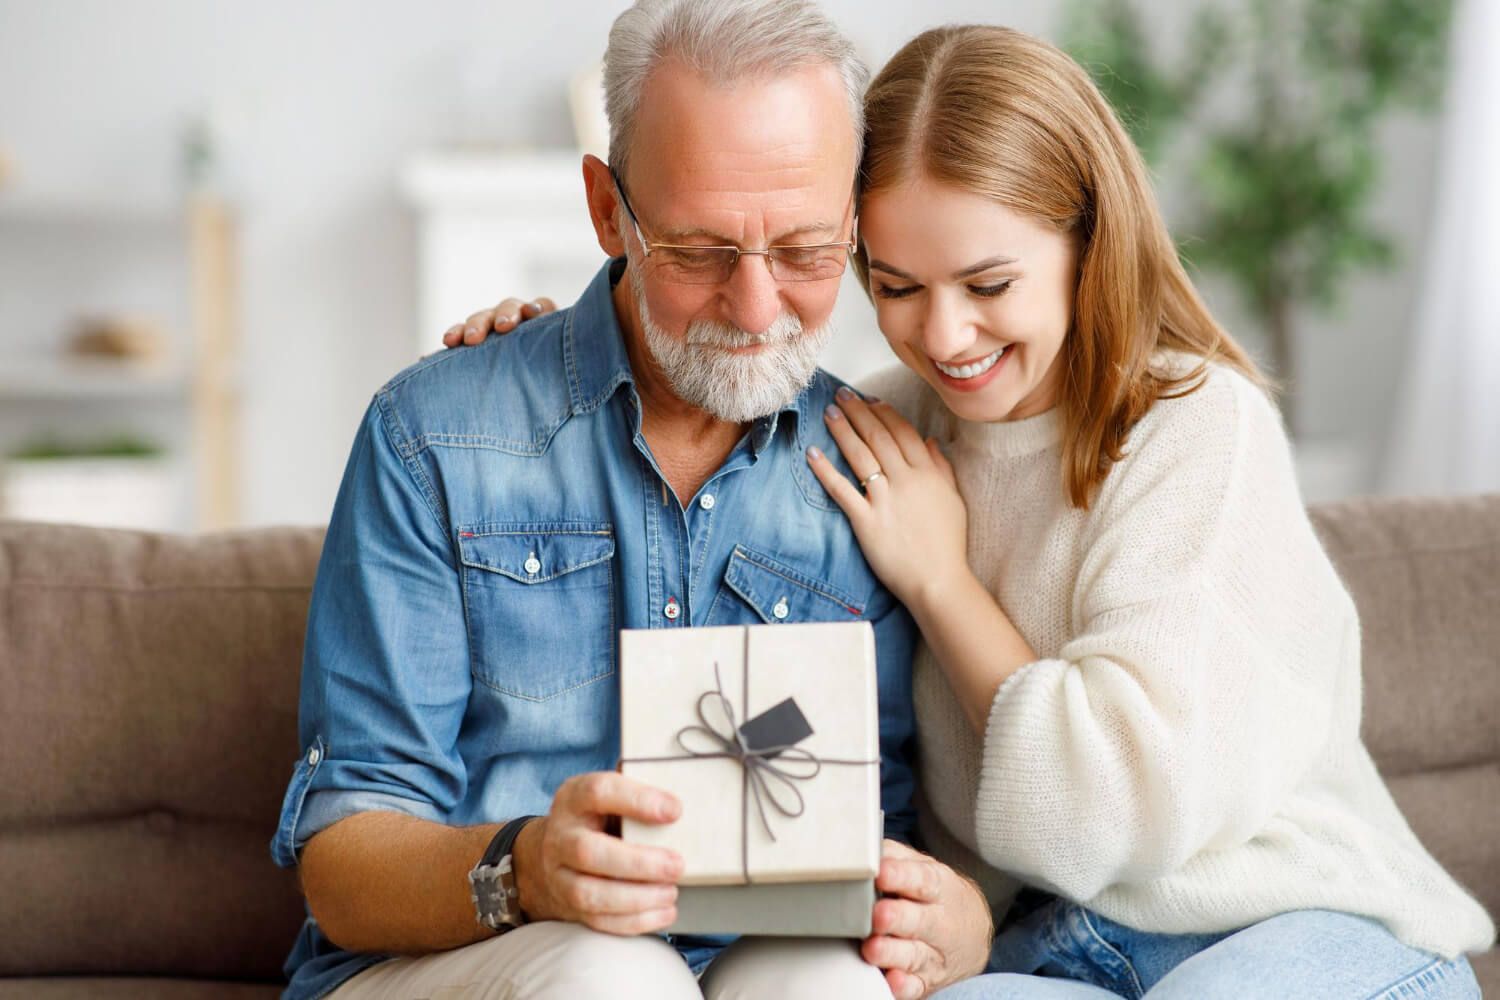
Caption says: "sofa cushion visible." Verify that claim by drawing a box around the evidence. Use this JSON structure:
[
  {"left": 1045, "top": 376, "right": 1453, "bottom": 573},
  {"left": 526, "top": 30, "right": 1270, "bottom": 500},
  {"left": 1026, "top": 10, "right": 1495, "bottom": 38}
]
[
  {"left": 1385, "top": 762, "right": 1500, "bottom": 938},
  {"left": 1309, "top": 495, "right": 1500, "bottom": 778},
  {"left": 0, "top": 523, "right": 323, "bottom": 981}
]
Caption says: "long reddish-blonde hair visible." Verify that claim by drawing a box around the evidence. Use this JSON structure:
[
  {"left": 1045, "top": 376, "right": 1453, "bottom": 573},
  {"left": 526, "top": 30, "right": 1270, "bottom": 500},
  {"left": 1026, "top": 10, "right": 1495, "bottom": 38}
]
[{"left": 856, "top": 25, "right": 1268, "bottom": 508}]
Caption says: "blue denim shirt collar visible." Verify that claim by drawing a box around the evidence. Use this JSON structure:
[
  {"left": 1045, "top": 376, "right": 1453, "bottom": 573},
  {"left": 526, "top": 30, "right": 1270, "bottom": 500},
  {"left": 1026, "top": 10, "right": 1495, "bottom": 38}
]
[{"left": 566, "top": 258, "right": 805, "bottom": 456}]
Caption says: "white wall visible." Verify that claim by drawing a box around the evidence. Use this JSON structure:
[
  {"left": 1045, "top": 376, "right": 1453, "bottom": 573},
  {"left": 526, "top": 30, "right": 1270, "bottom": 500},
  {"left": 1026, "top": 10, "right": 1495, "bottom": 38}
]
[{"left": 0, "top": 0, "right": 1441, "bottom": 525}]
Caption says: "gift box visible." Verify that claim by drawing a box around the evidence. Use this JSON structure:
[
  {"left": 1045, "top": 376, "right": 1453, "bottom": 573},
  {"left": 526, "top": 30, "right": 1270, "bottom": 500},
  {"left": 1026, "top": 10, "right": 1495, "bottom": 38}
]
[{"left": 619, "top": 621, "right": 882, "bottom": 937}]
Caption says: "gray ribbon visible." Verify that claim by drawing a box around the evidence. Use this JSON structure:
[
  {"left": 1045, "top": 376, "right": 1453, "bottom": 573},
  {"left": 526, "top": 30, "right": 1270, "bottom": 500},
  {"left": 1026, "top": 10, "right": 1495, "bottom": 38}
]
[{"left": 673, "top": 661, "right": 822, "bottom": 844}]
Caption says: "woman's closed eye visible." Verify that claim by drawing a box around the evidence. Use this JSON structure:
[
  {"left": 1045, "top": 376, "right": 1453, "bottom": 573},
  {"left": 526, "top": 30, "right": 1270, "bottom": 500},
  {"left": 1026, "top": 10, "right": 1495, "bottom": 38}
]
[
  {"left": 970, "top": 279, "right": 1015, "bottom": 298},
  {"left": 873, "top": 281, "right": 921, "bottom": 300},
  {"left": 872, "top": 278, "right": 1016, "bottom": 300}
]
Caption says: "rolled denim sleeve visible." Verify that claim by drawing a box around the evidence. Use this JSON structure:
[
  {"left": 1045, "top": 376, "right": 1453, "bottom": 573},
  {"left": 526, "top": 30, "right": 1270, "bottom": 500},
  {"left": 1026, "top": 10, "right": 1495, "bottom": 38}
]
[
  {"left": 870, "top": 591, "right": 918, "bottom": 845},
  {"left": 271, "top": 393, "right": 471, "bottom": 868}
]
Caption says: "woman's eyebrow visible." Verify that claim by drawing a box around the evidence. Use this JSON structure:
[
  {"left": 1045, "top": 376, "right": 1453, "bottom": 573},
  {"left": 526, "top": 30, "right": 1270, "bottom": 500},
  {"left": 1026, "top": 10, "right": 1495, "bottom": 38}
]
[
  {"left": 868, "top": 255, "right": 1019, "bottom": 282},
  {"left": 952, "top": 255, "right": 1019, "bottom": 279},
  {"left": 868, "top": 258, "right": 917, "bottom": 281}
]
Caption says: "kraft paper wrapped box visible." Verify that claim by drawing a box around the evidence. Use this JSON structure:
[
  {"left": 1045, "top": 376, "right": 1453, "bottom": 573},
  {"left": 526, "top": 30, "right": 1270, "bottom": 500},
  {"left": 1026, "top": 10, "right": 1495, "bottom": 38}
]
[{"left": 619, "top": 621, "right": 883, "bottom": 937}]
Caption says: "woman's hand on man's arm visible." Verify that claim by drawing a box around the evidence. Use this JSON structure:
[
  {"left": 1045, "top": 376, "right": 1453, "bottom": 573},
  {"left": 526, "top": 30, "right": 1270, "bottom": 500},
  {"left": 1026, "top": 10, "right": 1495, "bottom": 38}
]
[{"left": 441, "top": 296, "right": 558, "bottom": 348}]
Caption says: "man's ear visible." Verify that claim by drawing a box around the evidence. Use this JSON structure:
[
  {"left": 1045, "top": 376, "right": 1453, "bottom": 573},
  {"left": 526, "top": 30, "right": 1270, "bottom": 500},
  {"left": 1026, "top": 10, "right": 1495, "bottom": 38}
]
[{"left": 583, "top": 154, "right": 627, "bottom": 258}]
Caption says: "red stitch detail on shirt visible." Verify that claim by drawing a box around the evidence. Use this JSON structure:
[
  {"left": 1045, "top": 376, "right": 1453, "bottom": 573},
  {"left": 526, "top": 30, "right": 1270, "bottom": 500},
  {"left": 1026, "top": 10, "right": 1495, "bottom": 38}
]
[{"left": 460, "top": 531, "right": 475, "bottom": 538}]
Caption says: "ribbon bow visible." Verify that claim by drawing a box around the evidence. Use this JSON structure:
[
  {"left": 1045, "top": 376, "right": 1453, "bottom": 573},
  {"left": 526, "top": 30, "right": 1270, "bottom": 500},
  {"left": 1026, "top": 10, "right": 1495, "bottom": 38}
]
[{"left": 673, "top": 662, "right": 822, "bottom": 842}]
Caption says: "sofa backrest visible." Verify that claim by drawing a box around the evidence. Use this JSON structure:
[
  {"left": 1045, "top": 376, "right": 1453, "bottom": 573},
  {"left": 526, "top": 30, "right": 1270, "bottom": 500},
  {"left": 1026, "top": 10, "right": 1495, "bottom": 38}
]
[
  {"left": 0, "top": 523, "right": 322, "bottom": 981},
  {"left": 0, "top": 495, "right": 1494, "bottom": 981},
  {"left": 1308, "top": 495, "right": 1500, "bottom": 926}
]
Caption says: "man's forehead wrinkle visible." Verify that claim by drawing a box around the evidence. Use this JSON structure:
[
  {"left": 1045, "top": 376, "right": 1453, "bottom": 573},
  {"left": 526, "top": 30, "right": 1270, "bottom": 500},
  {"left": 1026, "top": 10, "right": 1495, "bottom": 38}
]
[
  {"left": 660, "top": 139, "right": 838, "bottom": 177},
  {"left": 670, "top": 148, "right": 852, "bottom": 194},
  {"left": 649, "top": 156, "right": 845, "bottom": 204},
  {"left": 673, "top": 165, "right": 832, "bottom": 195}
]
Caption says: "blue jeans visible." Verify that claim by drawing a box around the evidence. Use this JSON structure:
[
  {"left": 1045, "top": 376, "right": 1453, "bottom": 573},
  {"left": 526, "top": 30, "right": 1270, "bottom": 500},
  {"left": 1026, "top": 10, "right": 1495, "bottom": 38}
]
[{"left": 933, "top": 894, "right": 1481, "bottom": 999}]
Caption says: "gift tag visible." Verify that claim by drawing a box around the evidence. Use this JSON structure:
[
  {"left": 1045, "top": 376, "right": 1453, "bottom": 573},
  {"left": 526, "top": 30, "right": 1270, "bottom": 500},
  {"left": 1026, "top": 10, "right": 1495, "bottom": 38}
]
[{"left": 738, "top": 697, "right": 814, "bottom": 757}]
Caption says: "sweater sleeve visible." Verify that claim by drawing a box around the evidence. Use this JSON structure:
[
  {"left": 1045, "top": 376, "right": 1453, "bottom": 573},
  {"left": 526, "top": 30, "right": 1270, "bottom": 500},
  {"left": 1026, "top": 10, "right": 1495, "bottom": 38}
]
[{"left": 972, "top": 370, "right": 1359, "bottom": 900}]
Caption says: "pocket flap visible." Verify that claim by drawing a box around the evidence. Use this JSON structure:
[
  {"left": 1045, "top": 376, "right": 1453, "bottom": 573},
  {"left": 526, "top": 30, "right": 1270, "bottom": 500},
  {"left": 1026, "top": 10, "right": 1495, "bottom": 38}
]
[
  {"left": 723, "top": 545, "right": 866, "bottom": 624},
  {"left": 458, "top": 526, "right": 615, "bottom": 584}
]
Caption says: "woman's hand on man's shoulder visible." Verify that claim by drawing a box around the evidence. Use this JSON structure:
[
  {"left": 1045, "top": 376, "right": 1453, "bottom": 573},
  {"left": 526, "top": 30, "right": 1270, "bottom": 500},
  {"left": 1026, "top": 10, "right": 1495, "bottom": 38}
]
[{"left": 441, "top": 296, "right": 558, "bottom": 349}]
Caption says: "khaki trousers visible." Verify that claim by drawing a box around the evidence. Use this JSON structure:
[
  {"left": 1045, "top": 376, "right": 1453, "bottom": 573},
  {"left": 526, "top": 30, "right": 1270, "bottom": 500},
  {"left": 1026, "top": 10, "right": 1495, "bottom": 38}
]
[{"left": 332, "top": 922, "right": 892, "bottom": 1000}]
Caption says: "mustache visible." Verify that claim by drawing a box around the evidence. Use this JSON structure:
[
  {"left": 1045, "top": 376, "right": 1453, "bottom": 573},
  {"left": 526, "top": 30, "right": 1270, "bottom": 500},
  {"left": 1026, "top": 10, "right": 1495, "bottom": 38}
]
[{"left": 683, "top": 315, "right": 803, "bottom": 349}]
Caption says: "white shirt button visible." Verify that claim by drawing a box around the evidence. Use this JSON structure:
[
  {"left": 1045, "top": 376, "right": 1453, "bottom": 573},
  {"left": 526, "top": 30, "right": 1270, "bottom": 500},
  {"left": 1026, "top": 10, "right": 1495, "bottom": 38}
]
[
  {"left": 664, "top": 598, "right": 681, "bottom": 621},
  {"left": 699, "top": 493, "right": 716, "bottom": 511},
  {"left": 524, "top": 555, "right": 541, "bottom": 576},
  {"left": 772, "top": 597, "right": 790, "bottom": 620},
  {"left": 307, "top": 746, "right": 321, "bottom": 766}
]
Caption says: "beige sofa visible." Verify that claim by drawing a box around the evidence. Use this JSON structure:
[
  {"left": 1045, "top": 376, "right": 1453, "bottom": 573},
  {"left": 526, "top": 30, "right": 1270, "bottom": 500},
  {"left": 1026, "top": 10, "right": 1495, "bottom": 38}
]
[{"left": 1, "top": 495, "right": 1496, "bottom": 997}]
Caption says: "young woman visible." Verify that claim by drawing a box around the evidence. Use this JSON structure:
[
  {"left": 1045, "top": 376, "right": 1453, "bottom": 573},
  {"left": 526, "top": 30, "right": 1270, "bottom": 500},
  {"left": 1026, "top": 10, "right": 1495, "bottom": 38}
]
[{"left": 447, "top": 25, "right": 1493, "bottom": 998}]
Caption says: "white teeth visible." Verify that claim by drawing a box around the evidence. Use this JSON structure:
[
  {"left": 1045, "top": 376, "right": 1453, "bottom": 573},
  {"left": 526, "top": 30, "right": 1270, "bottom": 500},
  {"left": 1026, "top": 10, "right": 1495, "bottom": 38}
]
[{"left": 935, "top": 346, "right": 1007, "bottom": 380}]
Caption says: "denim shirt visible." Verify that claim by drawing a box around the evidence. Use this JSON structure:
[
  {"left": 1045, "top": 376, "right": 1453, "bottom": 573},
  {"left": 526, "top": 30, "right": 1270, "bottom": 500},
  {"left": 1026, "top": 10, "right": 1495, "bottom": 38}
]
[{"left": 270, "top": 259, "right": 917, "bottom": 999}]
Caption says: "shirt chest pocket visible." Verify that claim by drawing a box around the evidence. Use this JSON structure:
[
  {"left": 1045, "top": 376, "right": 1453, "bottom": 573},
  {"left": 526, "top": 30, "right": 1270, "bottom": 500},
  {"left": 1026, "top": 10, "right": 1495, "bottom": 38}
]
[
  {"left": 705, "top": 544, "right": 867, "bottom": 626},
  {"left": 458, "top": 524, "right": 616, "bottom": 701}
]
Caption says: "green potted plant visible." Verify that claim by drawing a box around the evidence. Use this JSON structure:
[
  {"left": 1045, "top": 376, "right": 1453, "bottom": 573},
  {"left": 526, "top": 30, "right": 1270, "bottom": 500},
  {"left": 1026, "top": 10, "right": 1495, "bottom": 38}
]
[
  {"left": 1, "top": 434, "right": 179, "bottom": 530},
  {"left": 1062, "top": 0, "right": 1452, "bottom": 435}
]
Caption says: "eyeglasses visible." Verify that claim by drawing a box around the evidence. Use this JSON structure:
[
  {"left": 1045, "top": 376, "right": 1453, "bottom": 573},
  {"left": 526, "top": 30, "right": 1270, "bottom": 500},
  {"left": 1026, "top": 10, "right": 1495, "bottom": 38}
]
[{"left": 611, "top": 167, "right": 857, "bottom": 285}]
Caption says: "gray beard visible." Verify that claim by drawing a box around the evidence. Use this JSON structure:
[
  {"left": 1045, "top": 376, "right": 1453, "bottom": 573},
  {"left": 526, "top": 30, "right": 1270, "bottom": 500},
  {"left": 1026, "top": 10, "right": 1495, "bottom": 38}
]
[{"left": 629, "top": 263, "right": 831, "bottom": 424}]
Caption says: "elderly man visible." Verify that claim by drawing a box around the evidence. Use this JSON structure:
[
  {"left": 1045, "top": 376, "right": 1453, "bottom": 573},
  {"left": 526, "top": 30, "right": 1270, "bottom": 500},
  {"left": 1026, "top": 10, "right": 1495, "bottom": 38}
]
[{"left": 271, "top": 1, "right": 991, "bottom": 998}]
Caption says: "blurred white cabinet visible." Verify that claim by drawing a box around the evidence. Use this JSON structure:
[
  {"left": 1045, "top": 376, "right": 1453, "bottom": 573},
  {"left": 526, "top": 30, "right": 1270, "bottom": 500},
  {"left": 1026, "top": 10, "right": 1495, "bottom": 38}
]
[{"left": 401, "top": 151, "right": 605, "bottom": 357}]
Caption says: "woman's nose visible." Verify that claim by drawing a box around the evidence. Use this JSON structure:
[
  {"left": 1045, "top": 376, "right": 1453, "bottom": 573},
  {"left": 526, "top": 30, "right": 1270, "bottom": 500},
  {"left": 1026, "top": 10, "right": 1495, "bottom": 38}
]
[{"left": 922, "top": 293, "right": 979, "bottom": 361}]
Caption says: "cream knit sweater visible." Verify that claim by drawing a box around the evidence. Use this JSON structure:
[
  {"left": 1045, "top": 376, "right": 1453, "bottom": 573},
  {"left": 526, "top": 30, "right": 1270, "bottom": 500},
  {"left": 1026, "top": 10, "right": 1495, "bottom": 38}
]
[{"left": 858, "top": 357, "right": 1495, "bottom": 960}]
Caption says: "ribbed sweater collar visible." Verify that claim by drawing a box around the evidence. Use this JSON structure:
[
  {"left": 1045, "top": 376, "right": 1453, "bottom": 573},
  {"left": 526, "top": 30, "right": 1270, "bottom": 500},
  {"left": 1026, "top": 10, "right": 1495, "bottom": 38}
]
[{"left": 952, "top": 406, "right": 1062, "bottom": 458}]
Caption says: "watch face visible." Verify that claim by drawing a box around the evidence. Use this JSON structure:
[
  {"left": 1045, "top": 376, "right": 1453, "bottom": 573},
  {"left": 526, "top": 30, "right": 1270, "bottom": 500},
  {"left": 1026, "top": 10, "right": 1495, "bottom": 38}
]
[
  {"left": 472, "top": 873, "right": 508, "bottom": 925},
  {"left": 470, "top": 858, "right": 521, "bottom": 929}
]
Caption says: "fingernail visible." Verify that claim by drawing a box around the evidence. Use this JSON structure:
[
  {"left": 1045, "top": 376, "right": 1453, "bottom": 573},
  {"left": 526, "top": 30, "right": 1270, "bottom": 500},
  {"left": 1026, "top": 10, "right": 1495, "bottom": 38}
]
[
  {"left": 528, "top": 300, "right": 543, "bottom": 311},
  {"left": 836, "top": 386, "right": 855, "bottom": 401},
  {"left": 865, "top": 395, "right": 881, "bottom": 404},
  {"left": 465, "top": 326, "right": 477, "bottom": 336},
  {"left": 824, "top": 404, "right": 843, "bottom": 421},
  {"left": 806, "top": 445, "right": 823, "bottom": 460}
]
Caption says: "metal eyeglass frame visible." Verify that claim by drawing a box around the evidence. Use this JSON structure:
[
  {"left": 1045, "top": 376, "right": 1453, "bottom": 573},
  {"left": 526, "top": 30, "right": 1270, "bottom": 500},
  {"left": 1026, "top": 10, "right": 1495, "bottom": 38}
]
[{"left": 609, "top": 166, "right": 858, "bottom": 283}]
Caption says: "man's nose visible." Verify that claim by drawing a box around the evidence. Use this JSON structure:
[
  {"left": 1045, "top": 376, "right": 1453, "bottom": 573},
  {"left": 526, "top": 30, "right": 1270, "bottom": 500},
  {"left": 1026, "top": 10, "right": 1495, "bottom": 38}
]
[
  {"left": 720, "top": 253, "right": 782, "bottom": 336},
  {"left": 922, "top": 292, "right": 978, "bottom": 361}
]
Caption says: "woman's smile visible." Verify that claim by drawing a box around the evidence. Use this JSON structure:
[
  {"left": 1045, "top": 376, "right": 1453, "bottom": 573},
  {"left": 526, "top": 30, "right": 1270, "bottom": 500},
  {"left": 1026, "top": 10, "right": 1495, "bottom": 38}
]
[{"left": 931, "top": 345, "right": 1012, "bottom": 390}]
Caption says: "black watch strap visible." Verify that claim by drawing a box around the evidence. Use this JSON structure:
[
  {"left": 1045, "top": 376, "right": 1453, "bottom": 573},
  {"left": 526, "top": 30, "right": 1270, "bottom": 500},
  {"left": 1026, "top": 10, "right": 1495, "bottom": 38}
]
[{"left": 481, "top": 814, "right": 542, "bottom": 871}]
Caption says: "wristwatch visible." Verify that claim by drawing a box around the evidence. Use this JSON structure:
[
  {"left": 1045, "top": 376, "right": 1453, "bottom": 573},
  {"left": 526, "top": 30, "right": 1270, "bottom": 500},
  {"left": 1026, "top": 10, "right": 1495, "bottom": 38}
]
[{"left": 468, "top": 815, "right": 541, "bottom": 931}]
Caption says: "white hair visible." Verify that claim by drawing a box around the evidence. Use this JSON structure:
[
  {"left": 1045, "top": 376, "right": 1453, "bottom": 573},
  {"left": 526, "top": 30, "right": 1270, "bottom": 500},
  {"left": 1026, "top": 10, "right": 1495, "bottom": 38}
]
[{"left": 603, "top": 0, "right": 868, "bottom": 183}]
